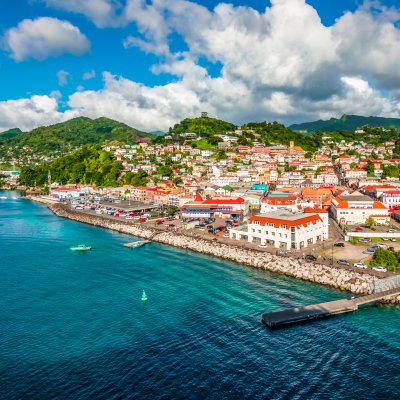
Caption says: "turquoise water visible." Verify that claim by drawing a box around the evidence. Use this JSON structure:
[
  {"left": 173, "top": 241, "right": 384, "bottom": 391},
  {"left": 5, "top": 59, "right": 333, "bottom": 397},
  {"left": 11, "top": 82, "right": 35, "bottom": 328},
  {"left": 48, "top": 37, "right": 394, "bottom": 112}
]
[{"left": 1, "top": 192, "right": 400, "bottom": 399}]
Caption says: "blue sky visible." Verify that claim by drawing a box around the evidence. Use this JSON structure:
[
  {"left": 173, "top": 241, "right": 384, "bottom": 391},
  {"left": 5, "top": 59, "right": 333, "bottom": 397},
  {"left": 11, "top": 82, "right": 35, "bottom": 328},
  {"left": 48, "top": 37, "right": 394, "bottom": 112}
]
[{"left": 1, "top": 0, "right": 400, "bottom": 132}]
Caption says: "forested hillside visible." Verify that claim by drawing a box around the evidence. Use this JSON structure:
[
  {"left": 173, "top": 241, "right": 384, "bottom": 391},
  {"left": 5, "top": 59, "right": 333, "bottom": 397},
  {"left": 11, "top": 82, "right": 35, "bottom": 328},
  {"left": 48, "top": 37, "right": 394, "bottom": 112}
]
[
  {"left": 18, "top": 144, "right": 124, "bottom": 187},
  {"left": 169, "top": 117, "right": 237, "bottom": 135},
  {"left": 0, "top": 117, "right": 154, "bottom": 156},
  {"left": 0, "top": 128, "right": 22, "bottom": 142},
  {"left": 289, "top": 114, "right": 400, "bottom": 133}
]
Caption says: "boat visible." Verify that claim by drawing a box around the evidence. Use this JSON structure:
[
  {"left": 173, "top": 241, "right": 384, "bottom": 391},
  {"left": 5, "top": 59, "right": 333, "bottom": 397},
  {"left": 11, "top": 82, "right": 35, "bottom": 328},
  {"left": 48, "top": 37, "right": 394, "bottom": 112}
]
[
  {"left": 12, "top": 197, "right": 18, "bottom": 199},
  {"left": 0, "top": 197, "right": 7, "bottom": 199},
  {"left": 70, "top": 244, "right": 92, "bottom": 251},
  {"left": 131, "top": 241, "right": 146, "bottom": 249},
  {"left": 142, "top": 290, "right": 148, "bottom": 302}
]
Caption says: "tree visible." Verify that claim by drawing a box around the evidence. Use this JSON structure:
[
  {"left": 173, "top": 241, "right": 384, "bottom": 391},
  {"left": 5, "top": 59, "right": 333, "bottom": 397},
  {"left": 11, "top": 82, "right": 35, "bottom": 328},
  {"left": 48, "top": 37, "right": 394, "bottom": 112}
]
[
  {"left": 350, "top": 162, "right": 358, "bottom": 169},
  {"left": 304, "top": 152, "right": 313, "bottom": 159},
  {"left": 173, "top": 177, "right": 183, "bottom": 185},
  {"left": 366, "top": 160, "right": 375, "bottom": 177},
  {"left": 167, "top": 205, "right": 177, "bottom": 216},
  {"left": 0, "top": 180, "right": 4, "bottom": 188},
  {"left": 365, "top": 216, "right": 376, "bottom": 228}
]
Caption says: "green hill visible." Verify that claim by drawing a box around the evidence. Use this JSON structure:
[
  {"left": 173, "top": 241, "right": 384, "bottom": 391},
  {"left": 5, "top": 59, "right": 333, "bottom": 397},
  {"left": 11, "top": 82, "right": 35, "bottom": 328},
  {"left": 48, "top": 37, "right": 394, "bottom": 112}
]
[
  {"left": 170, "top": 117, "right": 237, "bottom": 135},
  {"left": 0, "top": 128, "right": 23, "bottom": 141},
  {"left": 0, "top": 117, "right": 154, "bottom": 155},
  {"left": 289, "top": 114, "right": 400, "bottom": 133}
]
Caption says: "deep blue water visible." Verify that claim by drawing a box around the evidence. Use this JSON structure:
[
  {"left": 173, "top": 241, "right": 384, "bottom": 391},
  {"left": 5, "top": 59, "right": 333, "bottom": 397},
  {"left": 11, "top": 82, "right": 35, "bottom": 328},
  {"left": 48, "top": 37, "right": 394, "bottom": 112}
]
[{"left": 1, "top": 192, "right": 400, "bottom": 399}]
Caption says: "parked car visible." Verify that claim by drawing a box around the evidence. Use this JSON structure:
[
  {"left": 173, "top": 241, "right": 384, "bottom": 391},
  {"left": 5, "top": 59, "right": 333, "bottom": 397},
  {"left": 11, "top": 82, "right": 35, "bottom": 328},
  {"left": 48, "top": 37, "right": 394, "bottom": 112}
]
[
  {"left": 223, "top": 234, "right": 229, "bottom": 238},
  {"left": 388, "top": 247, "right": 395, "bottom": 251},
  {"left": 382, "top": 237, "right": 388, "bottom": 241},
  {"left": 354, "top": 263, "right": 368, "bottom": 269},
  {"left": 199, "top": 228, "right": 205, "bottom": 231},
  {"left": 337, "top": 259, "right": 350, "bottom": 265},
  {"left": 126, "top": 216, "right": 133, "bottom": 220},
  {"left": 207, "top": 225, "right": 213, "bottom": 229},
  {"left": 376, "top": 242, "right": 387, "bottom": 248},
  {"left": 334, "top": 243, "right": 344, "bottom": 247},
  {"left": 175, "top": 225, "right": 182, "bottom": 228},
  {"left": 221, "top": 229, "right": 229, "bottom": 233},
  {"left": 305, "top": 255, "right": 317, "bottom": 261},
  {"left": 363, "top": 250, "right": 375, "bottom": 254},
  {"left": 139, "top": 218, "right": 147, "bottom": 222},
  {"left": 372, "top": 266, "right": 387, "bottom": 272},
  {"left": 388, "top": 229, "right": 396, "bottom": 233},
  {"left": 391, "top": 238, "right": 397, "bottom": 242},
  {"left": 359, "top": 238, "right": 372, "bottom": 243},
  {"left": 258, "top": 245, "right": 267, "bottom": 249}
]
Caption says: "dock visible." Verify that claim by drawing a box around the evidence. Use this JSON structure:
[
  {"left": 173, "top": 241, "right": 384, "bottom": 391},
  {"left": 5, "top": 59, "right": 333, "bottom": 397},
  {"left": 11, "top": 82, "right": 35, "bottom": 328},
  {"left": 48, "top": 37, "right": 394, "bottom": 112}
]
[
  {"left": 262, "top": 285, "right": 400, "bottom": 327},
  {"left": 123, "top": 240, "right": 150, "bottom": 248}
]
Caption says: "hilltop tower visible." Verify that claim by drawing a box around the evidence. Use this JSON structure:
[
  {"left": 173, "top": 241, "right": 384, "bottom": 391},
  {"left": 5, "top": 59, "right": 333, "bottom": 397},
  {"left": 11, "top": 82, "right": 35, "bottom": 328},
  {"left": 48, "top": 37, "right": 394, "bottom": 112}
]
[
  {"left": 201, "top": 112, "right": 208, "bottom": 118},
  {"left": 289, "top": 141, "right": 294, "bottom": 155}
]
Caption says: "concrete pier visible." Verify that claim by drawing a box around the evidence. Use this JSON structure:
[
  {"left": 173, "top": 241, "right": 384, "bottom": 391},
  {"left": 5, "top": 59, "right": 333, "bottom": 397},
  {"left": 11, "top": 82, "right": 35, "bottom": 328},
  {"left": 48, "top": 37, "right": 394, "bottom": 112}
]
[{"left": 262, "top": 286, "right": 400, "bottom": 327}]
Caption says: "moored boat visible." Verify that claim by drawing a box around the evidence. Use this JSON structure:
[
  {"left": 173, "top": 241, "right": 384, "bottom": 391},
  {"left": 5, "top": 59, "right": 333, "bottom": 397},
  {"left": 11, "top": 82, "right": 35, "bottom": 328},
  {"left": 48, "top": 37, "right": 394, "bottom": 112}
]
[
  {"left": 0, "top": 196, "right": 7, "bottom": 199},
  {"left": 70, "top": 244, "right": 91, "bottom": 251},
  {"left": 131, "top": 241, "right": 146, "bottom": 249}
]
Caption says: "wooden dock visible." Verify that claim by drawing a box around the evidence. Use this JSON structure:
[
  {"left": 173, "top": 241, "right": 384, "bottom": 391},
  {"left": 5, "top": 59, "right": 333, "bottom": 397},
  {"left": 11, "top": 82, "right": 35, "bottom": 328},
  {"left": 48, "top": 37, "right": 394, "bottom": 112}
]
[
  {"left": 123, "top": 240, "right": 150, "bottom": 248},
  {"left": 262, "top": 286, "right": 400, "bottom": 327}
]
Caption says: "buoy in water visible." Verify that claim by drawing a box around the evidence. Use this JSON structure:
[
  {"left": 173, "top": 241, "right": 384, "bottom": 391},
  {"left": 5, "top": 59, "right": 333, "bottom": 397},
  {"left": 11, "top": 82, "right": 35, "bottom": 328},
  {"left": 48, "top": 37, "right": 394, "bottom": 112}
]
[{"left": 141, "top": 290, "right": 148, "bottom": 302}]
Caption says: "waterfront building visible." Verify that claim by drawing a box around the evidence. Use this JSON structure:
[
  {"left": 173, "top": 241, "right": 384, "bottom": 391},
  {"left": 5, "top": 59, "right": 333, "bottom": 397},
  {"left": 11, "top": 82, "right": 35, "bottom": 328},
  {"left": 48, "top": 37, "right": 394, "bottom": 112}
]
[
  {"left": 260, "top": 195, "right": 299, "bottom": 213},
  {"left": 229, "top": 210, "right": 324, "bottom": 250},
  {"left": 330, "top": 195, "right": 389, "bottom": 225}
]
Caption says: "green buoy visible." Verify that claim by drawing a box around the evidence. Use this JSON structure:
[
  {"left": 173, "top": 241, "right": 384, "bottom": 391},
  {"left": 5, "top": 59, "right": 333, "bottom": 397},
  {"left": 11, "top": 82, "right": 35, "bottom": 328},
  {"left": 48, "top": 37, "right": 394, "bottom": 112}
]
[{"left": 141, "top": 290, "right": 148, "bottom": 303}]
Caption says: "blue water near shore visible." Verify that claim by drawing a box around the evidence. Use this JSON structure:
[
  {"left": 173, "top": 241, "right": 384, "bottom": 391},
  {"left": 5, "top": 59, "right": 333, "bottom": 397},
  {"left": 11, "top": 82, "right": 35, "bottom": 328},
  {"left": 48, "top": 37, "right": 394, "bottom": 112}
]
[{"left": 1, "top": 193, "right": 400, "bottom": 399}]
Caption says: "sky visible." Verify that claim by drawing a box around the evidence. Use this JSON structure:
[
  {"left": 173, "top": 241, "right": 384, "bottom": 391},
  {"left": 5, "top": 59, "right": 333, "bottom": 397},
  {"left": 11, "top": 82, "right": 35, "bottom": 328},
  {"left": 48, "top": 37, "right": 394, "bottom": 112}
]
[{"left": 1, "top": 0, "right": 400, "bottom": 132}]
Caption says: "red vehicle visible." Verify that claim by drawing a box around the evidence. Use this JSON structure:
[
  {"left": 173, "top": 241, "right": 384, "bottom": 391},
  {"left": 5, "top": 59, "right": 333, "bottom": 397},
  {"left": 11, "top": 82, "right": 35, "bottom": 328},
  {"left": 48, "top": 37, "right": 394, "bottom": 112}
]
[
  {"left": 156, "top": 219, "right": 164, "bottom": 222},
  {"left": 129, "top": 213, "right": 138, "bottom": 216},
  {"left": 115, "top": 214, "right": 120, "bottom": 217},
  {"left": 139, "top": 218, "right": 147, "bottom": 222}
]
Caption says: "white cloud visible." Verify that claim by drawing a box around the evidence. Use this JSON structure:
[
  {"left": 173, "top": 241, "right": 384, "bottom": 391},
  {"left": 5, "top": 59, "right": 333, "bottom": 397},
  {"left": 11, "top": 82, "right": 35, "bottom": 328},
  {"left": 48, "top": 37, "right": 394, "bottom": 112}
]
[
  {"left": 3, "top": 17, "right": 91, "bottom": 62},
  {"left": 0, "top": 95, "right": 78, "bottom": 132},
  {"left": 3, "top": 0, "right": 400, "bottom": 132},
  {"left": 34, "top": 0, "right": 126, "bottom": 28},
  {"left": 50, "top": 90, "right": 62, "bottom": 100},
  {"left": 57, "top": 70, "right": 71, "bottom": 86},
  {"left": 82, "top": 69, "right": 96, "bottom": 80},
  {"left": 76, "top": 85, "right": 85, "bottom": 91}
]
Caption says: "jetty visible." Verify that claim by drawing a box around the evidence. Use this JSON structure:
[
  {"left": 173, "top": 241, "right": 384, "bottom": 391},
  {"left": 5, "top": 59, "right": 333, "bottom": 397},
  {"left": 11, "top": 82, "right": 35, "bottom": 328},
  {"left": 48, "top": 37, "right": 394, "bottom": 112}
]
[
  {"left": 262, "top": 276, "right": 400, "bottom": 327},
  {"left": 123, "top": 240, "right": 150, "bottom": 248}
]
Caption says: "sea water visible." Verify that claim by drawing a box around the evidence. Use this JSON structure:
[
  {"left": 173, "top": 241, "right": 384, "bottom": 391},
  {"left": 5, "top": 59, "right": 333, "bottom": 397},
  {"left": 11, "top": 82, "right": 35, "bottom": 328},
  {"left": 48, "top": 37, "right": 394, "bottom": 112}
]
[{"left": 1, "top": 192, "right": 400, "bottom": 399}]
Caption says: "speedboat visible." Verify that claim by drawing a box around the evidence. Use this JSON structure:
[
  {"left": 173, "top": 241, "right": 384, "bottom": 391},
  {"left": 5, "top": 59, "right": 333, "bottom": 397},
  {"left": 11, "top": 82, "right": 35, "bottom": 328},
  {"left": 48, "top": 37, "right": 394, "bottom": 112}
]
[
  {"left": 70, "top": 244, "right": 92, "bottom": 251},
  {"left": 0, "top": 196, "right": 7, "bottom": 199},
  {"left": 131, "top": 241, "right": 146, "bottom": 249}
]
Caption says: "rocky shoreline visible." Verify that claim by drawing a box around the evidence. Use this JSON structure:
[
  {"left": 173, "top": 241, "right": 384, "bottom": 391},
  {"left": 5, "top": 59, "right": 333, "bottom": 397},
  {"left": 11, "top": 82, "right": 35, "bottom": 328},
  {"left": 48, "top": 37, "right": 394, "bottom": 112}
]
[{"left": 47, "top": 203, "right": 400, "bottom": 304}]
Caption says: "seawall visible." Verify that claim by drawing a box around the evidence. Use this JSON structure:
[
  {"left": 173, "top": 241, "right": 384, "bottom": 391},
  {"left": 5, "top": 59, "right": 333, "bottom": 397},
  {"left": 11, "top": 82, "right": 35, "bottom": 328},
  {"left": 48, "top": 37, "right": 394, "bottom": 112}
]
[{"left": 48, "top": 203, "right": 400, "bottom": 304}]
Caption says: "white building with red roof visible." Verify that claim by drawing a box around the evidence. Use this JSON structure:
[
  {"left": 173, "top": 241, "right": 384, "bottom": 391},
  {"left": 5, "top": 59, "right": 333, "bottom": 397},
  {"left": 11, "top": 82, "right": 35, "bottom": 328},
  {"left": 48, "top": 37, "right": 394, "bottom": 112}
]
[
  {"left": 229, "top": 210, "right": 324, "bottom": 250},
  {"left": 330, "top": 195, "right": 389, "bottom": 225},
  {"left": 260, "top": 195, "right": 299, "bottom": 213}
]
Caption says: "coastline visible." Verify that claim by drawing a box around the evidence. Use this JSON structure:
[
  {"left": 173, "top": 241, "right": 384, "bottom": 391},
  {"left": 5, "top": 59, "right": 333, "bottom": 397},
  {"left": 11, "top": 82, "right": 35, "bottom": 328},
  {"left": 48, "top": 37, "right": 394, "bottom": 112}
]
[{"left": 43, "top": 202, "right": 400, "bottom": 304}]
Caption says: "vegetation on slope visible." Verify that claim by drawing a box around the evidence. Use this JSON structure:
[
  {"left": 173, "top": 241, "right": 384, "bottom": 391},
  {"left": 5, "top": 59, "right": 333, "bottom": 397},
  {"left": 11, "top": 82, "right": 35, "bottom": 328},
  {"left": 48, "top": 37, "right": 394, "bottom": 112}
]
[
  {"left": 18, "top": 144, "right": 124, "bottom": 187},
  {"left": 0, "top": 128, "right": 22, "bottom": 142},
  {"left": 0, "top": 117, "right": 155, "bottom": 156},
  {"left": 289, "top": 114, "right": 400, "bottom": 133}
]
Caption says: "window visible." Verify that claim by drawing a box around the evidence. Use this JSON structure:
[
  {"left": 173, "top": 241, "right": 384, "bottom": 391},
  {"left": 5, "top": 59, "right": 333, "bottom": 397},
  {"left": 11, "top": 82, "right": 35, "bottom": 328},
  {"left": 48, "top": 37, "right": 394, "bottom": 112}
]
[{"left": 272, "top": 232, "right": 275, "bottom": 236}]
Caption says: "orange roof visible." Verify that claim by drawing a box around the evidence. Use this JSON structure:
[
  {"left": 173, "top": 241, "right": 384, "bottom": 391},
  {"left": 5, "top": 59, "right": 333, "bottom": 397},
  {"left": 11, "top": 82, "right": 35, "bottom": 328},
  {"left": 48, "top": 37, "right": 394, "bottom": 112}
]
[
  {"left": 302, "top": 187, "right": 319, "bottom": 195},
  {"left": 373, "top": 201, "right": 388, "bottom": 209},
  {"left": 370, "top": 214, "right": 389, "bottom": 217},
  {"left": 304, "top": 207, "right": 329, "bottom": 213},
  {"left": 316, "top": 189, "right": 332, "bottom": 195},
  {"left": 250, "top": 214, "right": 322, "bottom": 229}
]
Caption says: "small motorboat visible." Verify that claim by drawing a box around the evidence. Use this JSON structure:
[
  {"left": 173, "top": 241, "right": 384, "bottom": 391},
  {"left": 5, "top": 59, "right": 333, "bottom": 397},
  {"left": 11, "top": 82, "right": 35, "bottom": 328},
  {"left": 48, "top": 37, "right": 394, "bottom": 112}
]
[
  {"left": 70, "top": 244, "right": 92, "bottom": 251},
  {"left": 131, "top": 241, "right": 146, "bottom": 249},
  {"left": 142, "top": 290, "right": 148, "bottom": 303},
  {"left": 0, "top": 196, "right": 7, "bottom": 199},
  {"left": 12, "top": 197, "right": 18, "bottom": 199}
]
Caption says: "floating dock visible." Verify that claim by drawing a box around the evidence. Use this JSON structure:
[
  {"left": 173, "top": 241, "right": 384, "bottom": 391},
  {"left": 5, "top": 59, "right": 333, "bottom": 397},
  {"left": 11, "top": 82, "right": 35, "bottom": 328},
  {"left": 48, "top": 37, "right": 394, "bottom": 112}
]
[
  {"left": 123, "top": 240, "right": 150, "bottom": 248},
  {"left": 262, "top": 286, "right": 400, "bottom": 327}
]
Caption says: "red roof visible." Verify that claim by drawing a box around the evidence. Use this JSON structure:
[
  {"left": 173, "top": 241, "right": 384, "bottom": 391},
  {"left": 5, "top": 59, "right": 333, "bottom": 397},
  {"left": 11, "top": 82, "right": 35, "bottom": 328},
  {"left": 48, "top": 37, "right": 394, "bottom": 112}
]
[
  {"left": 304, "top": 207, "right": 328, "bottom": 213},
  {"left": 52, "top": 186, "right": 75, "bottom": 191},
  {"left": 203, "top": 197, "right": 245, "bottom": 204},
  {"left": 194, "top": 193, "right": 203, "bottom": 202}
]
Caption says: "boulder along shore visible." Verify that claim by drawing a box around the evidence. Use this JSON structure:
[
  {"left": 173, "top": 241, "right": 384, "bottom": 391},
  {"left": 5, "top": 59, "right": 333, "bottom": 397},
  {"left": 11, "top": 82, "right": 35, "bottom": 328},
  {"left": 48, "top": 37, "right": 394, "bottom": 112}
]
[{"left": 48, "top": 203, "right": 400, "bottom": 304}]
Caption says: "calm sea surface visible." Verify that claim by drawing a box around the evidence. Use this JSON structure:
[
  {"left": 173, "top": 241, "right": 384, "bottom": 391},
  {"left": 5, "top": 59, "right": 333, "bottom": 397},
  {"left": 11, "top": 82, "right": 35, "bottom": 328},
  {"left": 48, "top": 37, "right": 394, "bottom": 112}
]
[{"left": 1, "top": 192, "right": 400, "bottom": 399}]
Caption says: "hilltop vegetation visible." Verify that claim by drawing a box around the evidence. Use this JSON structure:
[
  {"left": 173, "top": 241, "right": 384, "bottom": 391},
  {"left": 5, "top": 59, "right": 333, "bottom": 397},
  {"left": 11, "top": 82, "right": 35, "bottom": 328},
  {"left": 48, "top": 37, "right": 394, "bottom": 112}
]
[
  {"left": 0, "top": 128, "right": 22, "bottom": 142},
  {"left": 289, "top": 114, "right": 400, "bottom": 133},
  {"left": 0, "top": 117, "right": 154, "bottom": 156},
  {"left": 18, "top": 144, "right": 124, "bottom": 187},
  {"left": 169, "top": 117, "right": 237, "bottom": 135}
]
